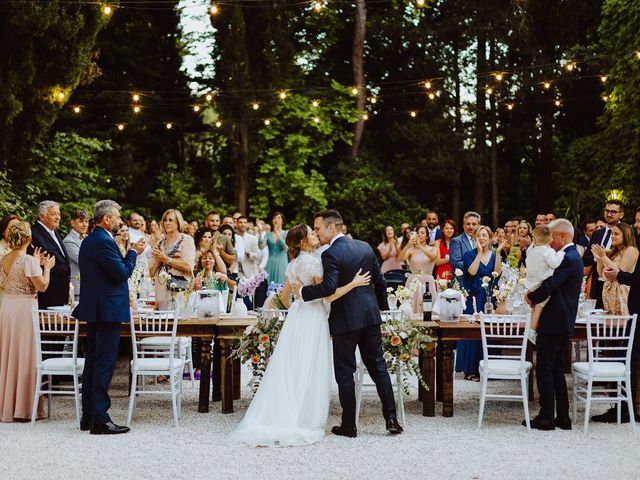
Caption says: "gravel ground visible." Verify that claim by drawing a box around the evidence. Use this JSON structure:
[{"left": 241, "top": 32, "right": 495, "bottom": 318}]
[{"left": 1, "top": 361, "right": 639, "bottom": 480}]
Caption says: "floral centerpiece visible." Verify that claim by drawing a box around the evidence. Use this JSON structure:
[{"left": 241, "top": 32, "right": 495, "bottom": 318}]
[
  {"left": 237, "top": 270, "right": 269, "bottom": 306},
  {"left": 231, "top": 309, "right": 285, "bottom": 392},
  {"left": 128, "top": 266, "right": 145, "bottom": 304},
  {"left": 481, "top": 272, "right": 500, "bottom": 313},
  {"left": 381, "top": 319, "right": 433, "bottom": 395},
  {"left": 264, "top": 282, "right": 288, "bottom": 310}
]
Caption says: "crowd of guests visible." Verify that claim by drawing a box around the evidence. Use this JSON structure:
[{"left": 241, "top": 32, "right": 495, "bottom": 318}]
[{"left": 1, "top": 198, "right": 639, "bottom": 426}]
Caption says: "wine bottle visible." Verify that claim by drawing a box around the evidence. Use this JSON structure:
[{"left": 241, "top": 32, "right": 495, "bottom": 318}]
[{"left": 423, "top": 285, "right": 432, "bottom": 322}]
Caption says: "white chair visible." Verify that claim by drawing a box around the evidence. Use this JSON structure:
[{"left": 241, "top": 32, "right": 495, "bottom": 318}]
[
  {"left": 128, "top": 310, "right": 185, "bottom": 427},
  {"left": 30, "top": 309, "right": 85, "bottom": 427},
  {"left": 572, "top": 313, "right": 637, "bottom": 433},
  {"left": 477, "top": 314, "right": 532, "bottom": 430},
  {"left": 355, "top": 310, "right": 406, "bottom": 427},
  {"left": 138, "top": 308, "right": 195, "bottom": 388}
]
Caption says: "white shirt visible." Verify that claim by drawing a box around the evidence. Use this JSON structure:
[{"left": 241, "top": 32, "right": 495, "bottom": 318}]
[
  {"left": 525, "top": 245, "right": 566, "bottom": 290},
  {"left": 38, "top": 220, "right": 65, "bottom": 257},
  {"left": 466, "top": 234, "right": 476, "bottom": 249},
  {"left": 128, "top": 227, "right": 151, "bottom": 257},
  {"left": 428, "top": 227, "right": 439, "bottom": 243},
  {"left": 234, "top": 233, "right": 244, "bottom": 275}
]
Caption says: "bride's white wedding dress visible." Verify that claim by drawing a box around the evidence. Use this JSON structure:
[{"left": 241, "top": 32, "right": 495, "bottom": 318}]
[{"left": 226, "top": 252, "right": 332, "bottom": 447}]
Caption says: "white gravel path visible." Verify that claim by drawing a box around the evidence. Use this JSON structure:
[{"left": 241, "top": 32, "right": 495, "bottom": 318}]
[{"left": 1, "top": 361, "right": 639, "bottom": 480}]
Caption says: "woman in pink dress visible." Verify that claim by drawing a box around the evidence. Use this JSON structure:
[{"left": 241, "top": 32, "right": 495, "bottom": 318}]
[
  {"left": 0, "top": 221, "right": 55, "bottom": 422},
  {"left": 435, "top": 219, "right": 457, "bottom": 280},
  {"left": 399, "top": 226, "right": 438, "bottom": 316},
  {"left": 377, "top": 226, "right": 403, "bottom": 273}
]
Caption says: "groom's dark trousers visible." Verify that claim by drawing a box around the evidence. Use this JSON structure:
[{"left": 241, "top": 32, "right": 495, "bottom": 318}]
[{"left": 302, "top": 235, "right": 395, "bottom": 428}]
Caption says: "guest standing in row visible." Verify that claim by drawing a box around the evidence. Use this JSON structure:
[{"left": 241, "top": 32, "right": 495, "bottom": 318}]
[
  {"left": 0, "top": 222, "right": 55, "bottom": 422},
  {"left": 377, "top": 226, "right": 403, "bottom": 273},
  {"left": 29, "top": 201, "right": 70, "bottom": 308},
  {"left": 449, "top": 211, "right": 481, "bottom": 273},
  {"left": 0, "top": 215, "right": 21, "bottom": 307},
  {"left": 399, "top": 226, "right": 437, "bottom": 316},
  {"left": 435, "top": 219, "right": 456, "bottom": 280},
  {"left": 149, "top": 209, "right": 196, "bottom": 310},
  {"left": 262, "top": 211, "right": 288, "bottom": 285},
  {"left": 455, "top": 225, "right": 504, "bottom": 381},
  {"left": 63, "top": 210, "right": 89, "bottom": 303}
]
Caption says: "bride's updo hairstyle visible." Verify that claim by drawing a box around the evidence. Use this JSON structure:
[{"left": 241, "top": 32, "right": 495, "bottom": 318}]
[
  {"left": 286, "top": 224, "right": 310, "bottom": 259},
  {"left": 7, "top": 221, "right": 32, "bottom": 249}
]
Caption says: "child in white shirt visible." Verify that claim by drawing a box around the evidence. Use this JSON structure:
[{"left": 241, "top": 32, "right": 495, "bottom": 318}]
[{"left": 525, "top": 225, "right": 566, "bottom": 340}]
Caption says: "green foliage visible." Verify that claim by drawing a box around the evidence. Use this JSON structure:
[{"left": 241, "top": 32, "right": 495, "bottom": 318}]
[{"left": 251, "top": 82, "right": 359, "bottom": 224}]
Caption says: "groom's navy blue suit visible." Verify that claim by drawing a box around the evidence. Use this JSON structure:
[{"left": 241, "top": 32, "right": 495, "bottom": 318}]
[
  {"left": 72, "top": 226, "right": 137, "bottom": 425},
  {"left": 301, "top": 235, "right": 395, "bottom": 428}
]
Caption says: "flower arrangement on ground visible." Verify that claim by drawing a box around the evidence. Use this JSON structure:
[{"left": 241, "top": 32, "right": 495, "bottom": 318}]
[
  {"left": 381, "top": 319, "right": 433, "bottom": 396},
  {"left": 231, "top": 309, "right": 285, "bottom": 392}
]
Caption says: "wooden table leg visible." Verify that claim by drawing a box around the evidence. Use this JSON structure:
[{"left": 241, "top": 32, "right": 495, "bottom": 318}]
[
  {"left": 436, "top": 341, "right": 443, "bottom": 402},
  {"left": 198, "top": 335, "right": 213, "bottom": 413},
  {"left": 442, "top": 341, "right": 454, "bottom": 417},
  {"left": 220, "top": 338, "right": 234, "bottom": 414},
  {"left": 233, "top": 357, "right": 241, "bottom": 400},
  {"left": 418, "top": 351, "right": 424, "bottom": 401},
  {"left": 212, "top": 335, "right": 221, "bottom": 402},
  {"left": 422, "top": 342, "right": 435, "bottom": 417},
  {"left": 526, "top": 341, "right": 534, "bottom": 401}
]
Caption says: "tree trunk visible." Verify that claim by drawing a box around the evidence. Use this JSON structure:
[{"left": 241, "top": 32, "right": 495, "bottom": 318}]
[
  {"left": 350, "top": 0, "right": 366, "bottom": 159},
  {"left": 537, "top": 104, "right": 554, "bottom": 211},
  {"left": 232, "top": 121, "right": 249, "bottom": 213},
  {"left": 474, "top": 31, "right": 487, "bottom": 216},
  {"left": 452, "top": 40, "right": 462, "bottom": 222},
  {"left": 489, "top": 39, "right": 499, "bottom": 227}
]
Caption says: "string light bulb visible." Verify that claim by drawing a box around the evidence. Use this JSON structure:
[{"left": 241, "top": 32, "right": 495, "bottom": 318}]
[
  {"left": 215, "top": 120, "right": 222, "bottom": 128},
  {"left": 370, "top": 97, "right": 378, "bottom": 104},
  {"left": 264, "top": 119, "right": 271, "bottom": 126},
  {"left": 600, "top": 75, "right": 608, "bottom": 83},
  {"left": 428, "top": 92, "right": 435, "bottom": 100},
  {"left": 311, "top": 100, "right": 319, "bottom": 107},
  {"left": 313, "top": 116, "right": 320, "bottom": 123},
  {"left": 543, "top": 82, "right": 551, "bottom": 90},
  {"left": 193, "top": 105, "right": 201, "bottom": 113},
  {"left": 57, "top": 92, "right": 65, "bottom": 100},
  {"left": 72, "top": 106, "right": 81, "bottom": 114},
  {"left": 278, "top": 91, "right": 287, "bottom": 100},
  {"left": 554, "top": 99, "right": 561, "bottom": 107},
  {"left": 117, "top": 123, "right": 125, "bottom": 131},
  {"left": 166, "top": 123, "right": 173, "bottom": 130},
  {"left": 132, "top": 93, "right": 140, "bottom": 102},
  {"left": 252, "top": 103, "right": 259, "bottom": 110},
  {"left": 424, "top": 81, "right": 431, "bottom": 89},
  {"left": 416, "top": 0, "right": 425, "bottom": 6},
  {"left": 486, "top": 87, "right": 493, "bottom": 95},
  {"left": 205, "top": 94, "right": 213, "bottom": 102},
  {"left": 351, "top": 87, "right": 358, "bottom": 95},
  {"left": 362, "top": 113, "right": 369, "bottom": 120},
  {"left": 565, "top": 62, "right": 575, "bottom": 72},
  {"left": 494, "top": 73, "right": 504, "bottom": 82},
  {"left": 133, "top": 105, "right": 141, "bottom": 113},
  {"left": 102, "top": 4, "right": 112, "bottom": 16},
  {"left": 210, "top": 4, "right": 219, "bottom": 15},
  {"left": 636, "top": 51, "right": 640, "bottom": 59},
  {"left": 506, "top": 103, "right": 514, "bottom": 111},
  {"left": 602, "top": 95, "right": 608, "bottom": 102},
  {"left": 312, "top": 1, "right": 323, "bottom": 12},
  {"left": 410, "top": 111, "right": 417, "bottom": 118}
]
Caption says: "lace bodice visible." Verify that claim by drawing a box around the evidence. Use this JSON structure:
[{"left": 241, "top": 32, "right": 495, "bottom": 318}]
[
  {"left": 286, "top": 252, "right": 323, "bottom": 286},
  {"left": 0, "top": 254, "right": 40, "bottom": 296}
]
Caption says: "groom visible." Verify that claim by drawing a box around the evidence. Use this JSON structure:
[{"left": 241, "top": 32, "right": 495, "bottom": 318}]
[{"left": 300, "top": 210, "right": 402, "bottom": 437}]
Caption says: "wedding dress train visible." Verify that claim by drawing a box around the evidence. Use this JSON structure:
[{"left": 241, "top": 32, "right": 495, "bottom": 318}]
[{"left": 227, "top": 252, "right": 332, "bottom": 447}]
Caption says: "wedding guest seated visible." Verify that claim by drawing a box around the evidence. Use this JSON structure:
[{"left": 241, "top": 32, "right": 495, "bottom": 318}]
[
  {"left": 435, "top": 219, "right": 456, "bottom": 279},
  {"left": 149, "top": 209, "right": 196, "bottom": 310},
  {"left": 398, "top": 225, "right": 438, "bottom": 316},
  {"left": 0, "top": 221, "right": 55, "bottom": 422},
  {"left": 377, "top": 226, "right": 403, "bottom": 273}
]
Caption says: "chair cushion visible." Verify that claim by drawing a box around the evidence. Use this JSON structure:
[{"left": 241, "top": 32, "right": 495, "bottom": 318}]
[
  {"left": 139, "top": 336, "right": 191, "bottom": 346},
  {"left": 479, "top": 359, "right": 532, "bottom": 375},
  {"left": 42, "top": 357, "right": 85, "bottom": 371},
  {"left": 572, "top": 362, "right": 626, "bottom": 377},
  {"left": 131, "top": 358, "right": 185, "bottom": 371}
]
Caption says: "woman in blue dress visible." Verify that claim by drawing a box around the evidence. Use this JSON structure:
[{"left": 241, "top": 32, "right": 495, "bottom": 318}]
[
  {"left": 455, "top": 225, "right": 505, "bottom": 381},
  {"left": 262, "top": 211, "right": 288, "bottom": 285}
]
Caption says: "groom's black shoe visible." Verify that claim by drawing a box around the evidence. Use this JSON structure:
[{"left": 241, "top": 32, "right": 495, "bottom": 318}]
[
  {"left": 80, "top": 418, "right": 92, "bottom": 432},
  {"left": 386, "top": 418, "right": 404, "bottom": 434},
  {"left": 554, "top": 416, "right": 572, "bottom": 430},
  {"left": 90, "top": 421, "right": 130, "bottom": 435},
  {"left": 331, "top": 425, "right": 357, "bottom": 438},
  {"left": 522, "top": 416, "right": 555, "bottom": 430}
]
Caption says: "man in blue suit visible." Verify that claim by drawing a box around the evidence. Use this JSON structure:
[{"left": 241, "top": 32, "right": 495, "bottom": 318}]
[
  {"left": 73, "top": 200, "right": 146, "bottom": 434},
  {"left": 300, "top": 210, "right": 400, "bottom": 437},
  {"left": 525, "top": 219, "right": 583, "bottom": 431},
  {"left": 449, "top": 211, "right": 481, "bottom": 274}
]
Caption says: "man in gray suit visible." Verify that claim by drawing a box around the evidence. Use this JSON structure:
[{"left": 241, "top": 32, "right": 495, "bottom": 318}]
[
  {"left": 449, "top": 211, "right": 481, "bottom": 274},
  {"left": 63, "top": 209, "right": 89, "bottom": 302}
]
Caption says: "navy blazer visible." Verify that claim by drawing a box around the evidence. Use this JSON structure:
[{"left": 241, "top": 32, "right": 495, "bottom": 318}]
[
  {"left": 29, "top": 221, "right": 71, "bottom": 308},
  {"left": 449, "top": 233, "right": 474, "bottom": 274},
  {"left": 301, "top": 236, "right": 388, "bottom": 335},
  {"left": 528, "top": 244, "right": 583, "bottom": 335},
  {"left": 582, "top": 227, "right": 610, "bottom": 298},
  {"left": 617, "top": 262, "right": 640, "bottom": 357},
  {"left": 72, "top": 227, "right": 137, "bottom": 323}
]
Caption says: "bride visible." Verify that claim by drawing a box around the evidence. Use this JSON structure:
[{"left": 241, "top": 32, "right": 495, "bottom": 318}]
[{"left": 227, "top": 224, "right": 370, "bottom": 447}]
